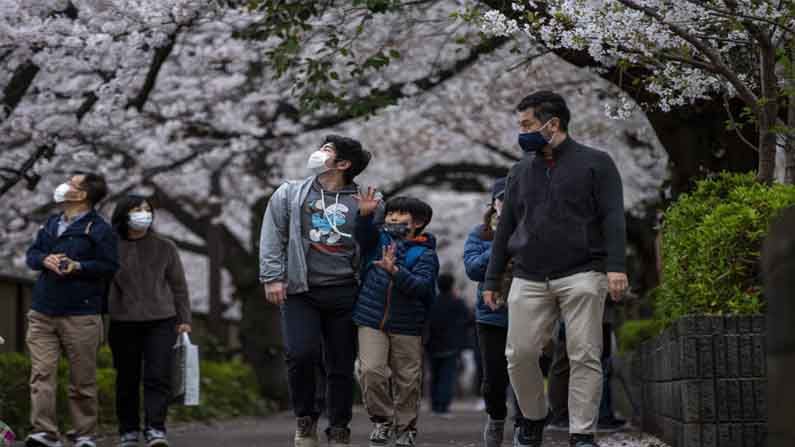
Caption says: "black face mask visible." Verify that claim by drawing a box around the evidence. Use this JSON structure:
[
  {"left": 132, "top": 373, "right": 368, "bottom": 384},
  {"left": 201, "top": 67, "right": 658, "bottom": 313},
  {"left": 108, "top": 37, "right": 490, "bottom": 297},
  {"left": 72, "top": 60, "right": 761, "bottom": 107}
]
[{"left": 384, "top": 223, "right": 411, "bottom": 239}]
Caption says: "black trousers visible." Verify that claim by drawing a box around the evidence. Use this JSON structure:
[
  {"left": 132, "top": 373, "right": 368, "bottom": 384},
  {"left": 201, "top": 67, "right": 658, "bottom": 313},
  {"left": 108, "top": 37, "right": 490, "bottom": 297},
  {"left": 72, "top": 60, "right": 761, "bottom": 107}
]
[
  {"left": 477, "top": 323, "right": 524, "bottom": 422},
  {"left": 109, "top": 317, "right": 176, "bottom": 434},
  {"left": 281, "top": 285, "right": 357, "bottom": 428}
]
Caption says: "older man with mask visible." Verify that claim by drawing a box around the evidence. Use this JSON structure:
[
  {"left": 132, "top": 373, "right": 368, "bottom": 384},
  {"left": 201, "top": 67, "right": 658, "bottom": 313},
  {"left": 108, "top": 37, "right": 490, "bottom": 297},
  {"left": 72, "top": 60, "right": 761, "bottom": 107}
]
[
  {"left": 25, "top": 173, "right": 119, "bottom": 447},
  {"left": 483, "top": 91, "right": 628, "bottom": 447}
]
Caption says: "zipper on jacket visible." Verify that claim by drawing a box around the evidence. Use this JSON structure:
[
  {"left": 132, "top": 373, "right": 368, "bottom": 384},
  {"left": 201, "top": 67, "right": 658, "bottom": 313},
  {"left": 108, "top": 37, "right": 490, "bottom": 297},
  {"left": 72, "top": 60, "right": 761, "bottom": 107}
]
[{"left": 379, "top": 280, "right": 394, "bottom": 331}]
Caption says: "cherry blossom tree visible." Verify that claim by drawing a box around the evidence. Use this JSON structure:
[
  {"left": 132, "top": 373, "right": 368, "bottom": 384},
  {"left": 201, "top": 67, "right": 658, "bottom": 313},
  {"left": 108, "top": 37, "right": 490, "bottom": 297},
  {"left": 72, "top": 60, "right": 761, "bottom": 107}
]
[
  {"left": 1, "top": 0, "right": 669, "bottom": 404},
  {"left": 471, "top": 0, "right": 795, "bottom": 184}
]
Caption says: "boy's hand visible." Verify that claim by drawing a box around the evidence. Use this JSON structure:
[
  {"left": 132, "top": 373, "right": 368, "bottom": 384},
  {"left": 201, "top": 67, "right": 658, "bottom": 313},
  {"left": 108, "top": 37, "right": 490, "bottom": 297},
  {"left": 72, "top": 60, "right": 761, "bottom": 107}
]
[
  {"left": 374, "top": 243, "right": 398, "bottom": 274},
  {"left": 264, "top": 281, "right": 287, "bottom": 306},
  {"left": 354, "top": 186, "right": 381, "bottom": 216}
]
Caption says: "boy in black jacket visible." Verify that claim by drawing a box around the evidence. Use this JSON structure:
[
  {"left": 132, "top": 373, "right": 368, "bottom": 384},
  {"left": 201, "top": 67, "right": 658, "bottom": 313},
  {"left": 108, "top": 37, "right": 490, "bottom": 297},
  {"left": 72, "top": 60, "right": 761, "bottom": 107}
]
[{"left": 353, "top": 192, "right": 440, "bottom": 447}]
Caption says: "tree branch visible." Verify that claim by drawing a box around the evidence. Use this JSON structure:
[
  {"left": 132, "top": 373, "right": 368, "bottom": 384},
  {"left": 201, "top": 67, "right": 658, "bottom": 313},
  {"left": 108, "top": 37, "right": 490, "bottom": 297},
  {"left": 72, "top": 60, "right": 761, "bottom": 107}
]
[
  {"left": 0, "top": 144, "right": 55, "bottom": 198},
  {"left": 300, "top": 36, "right": 510, "bottom": 132},
  {"left": 126, "top": 33, "right": 180, "bottom": 111},
  {"left": 615, "top": 0, "right": 760, "bottom": 109},
  {"left": 170, "top": 236, "right": 209, "bottom": 255},
  {"left": 383, "top": 162, "right": 509, "bottom": 197},
  {"left": 1, "top": 61, "right": 40, "bottom": 122}
]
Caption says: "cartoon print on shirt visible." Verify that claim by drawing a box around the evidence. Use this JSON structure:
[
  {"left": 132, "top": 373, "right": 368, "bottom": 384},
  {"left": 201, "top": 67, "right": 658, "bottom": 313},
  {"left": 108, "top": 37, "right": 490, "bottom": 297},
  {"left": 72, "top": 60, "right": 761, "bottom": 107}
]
[{"left": 308, "top": 199, "right": 350, "bottom": 245}]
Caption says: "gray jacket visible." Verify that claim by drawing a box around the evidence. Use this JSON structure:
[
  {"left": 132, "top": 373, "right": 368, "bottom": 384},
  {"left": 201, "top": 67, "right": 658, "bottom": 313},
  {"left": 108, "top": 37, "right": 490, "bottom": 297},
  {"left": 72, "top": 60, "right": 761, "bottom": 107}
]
[{"left": 258, "top": 176, "right": 382, "bottom": 295}]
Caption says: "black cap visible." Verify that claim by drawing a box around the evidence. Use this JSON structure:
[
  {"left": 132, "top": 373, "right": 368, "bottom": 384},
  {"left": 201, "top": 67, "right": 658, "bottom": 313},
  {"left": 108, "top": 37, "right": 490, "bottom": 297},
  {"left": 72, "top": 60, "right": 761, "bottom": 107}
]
[{"left": 491, "top": 177, "right": 506, "bottom": 201}]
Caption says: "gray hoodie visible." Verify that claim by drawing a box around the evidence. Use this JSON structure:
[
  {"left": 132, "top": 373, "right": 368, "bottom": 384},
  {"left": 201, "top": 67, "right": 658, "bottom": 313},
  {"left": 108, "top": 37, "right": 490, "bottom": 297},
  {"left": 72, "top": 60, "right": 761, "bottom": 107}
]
[{"left": 259, "top": 176, "right": 382, "bottom": 295}]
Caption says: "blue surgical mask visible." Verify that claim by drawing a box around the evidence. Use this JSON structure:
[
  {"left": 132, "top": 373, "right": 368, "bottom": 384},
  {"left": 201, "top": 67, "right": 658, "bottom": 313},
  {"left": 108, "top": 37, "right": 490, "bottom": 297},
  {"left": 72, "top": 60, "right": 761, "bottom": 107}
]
[{"left": 518, "top": 121, "right": 553, "bottom": 153}]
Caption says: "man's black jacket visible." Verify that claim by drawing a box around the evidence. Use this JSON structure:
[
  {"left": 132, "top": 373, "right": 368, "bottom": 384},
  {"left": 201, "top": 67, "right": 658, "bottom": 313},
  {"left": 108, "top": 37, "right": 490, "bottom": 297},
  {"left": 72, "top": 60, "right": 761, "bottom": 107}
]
[{"left": 484, "top": 137, "right": 626, "bottom": 290}]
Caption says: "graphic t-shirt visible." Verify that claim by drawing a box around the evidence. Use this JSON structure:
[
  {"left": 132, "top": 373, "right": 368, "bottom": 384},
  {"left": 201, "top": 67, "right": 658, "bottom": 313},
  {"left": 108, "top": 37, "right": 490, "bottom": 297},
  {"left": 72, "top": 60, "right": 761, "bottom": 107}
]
[{"left": 301, "top": 180, "right": 360, "bottom": 287}]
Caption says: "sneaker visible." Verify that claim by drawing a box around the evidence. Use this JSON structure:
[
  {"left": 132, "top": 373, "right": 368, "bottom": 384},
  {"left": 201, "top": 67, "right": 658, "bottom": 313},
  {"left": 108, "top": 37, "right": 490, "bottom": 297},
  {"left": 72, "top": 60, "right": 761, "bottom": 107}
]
[
  {"left": 325, "top": 426, "right": 351, "bottom": 445},
  {"left": 118, "top": 432, "right": 140, "bottom": 447},
  {"left": 432, "top": 411, "right": 454, "bottom": 420},
  {"left": 513, "top": 418, "right": 544, "bottom": 447},
  {"left": 25, "top": 432, "right": 63, "bottom": 447},
  {"left": 483, "top": 417, "right": 505, "bottom": 447},
  {"left": 395, "top": 429, "right": 417, "bottom": 447},
  {"left": 597, "top": 417, "right": 627, "bottom": 433},
  {"left": 73, "top": 436, "right": 97, "bottom": 447},
  {"left": 144, "top": 428, "right": 169, "bottom": 447},
  {"left": 294, "top": 417, "right": 319, "bottom": 447},
  {"left": 368, "top": 422, "right": 393, "bottom": 447},
  {"left": 546, "top": 418, "right": 570, "bottom": 432},
  {"left": 570, "top": 433, "right": 599, "bottom": 447}
]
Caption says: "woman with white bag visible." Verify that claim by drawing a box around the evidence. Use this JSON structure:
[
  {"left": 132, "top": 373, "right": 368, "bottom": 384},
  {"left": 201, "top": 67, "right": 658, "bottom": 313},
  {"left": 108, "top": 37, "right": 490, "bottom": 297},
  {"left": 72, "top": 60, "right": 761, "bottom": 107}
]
[{"left": 109, "top": 195, "right": 192, "bottom": 447}]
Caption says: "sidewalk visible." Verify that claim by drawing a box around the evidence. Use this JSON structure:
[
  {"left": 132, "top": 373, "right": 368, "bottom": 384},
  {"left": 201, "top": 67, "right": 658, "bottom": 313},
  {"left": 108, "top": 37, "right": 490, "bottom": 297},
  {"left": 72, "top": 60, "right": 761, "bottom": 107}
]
[{"left": 12, "top": 401, "right": 669, "bottom": 446}]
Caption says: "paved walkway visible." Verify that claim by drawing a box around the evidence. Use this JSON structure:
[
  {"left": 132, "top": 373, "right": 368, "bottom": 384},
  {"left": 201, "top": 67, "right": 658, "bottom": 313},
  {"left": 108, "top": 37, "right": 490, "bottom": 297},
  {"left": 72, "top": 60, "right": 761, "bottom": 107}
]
[{"left": 13, "top": 402, "right": 668, "bottom": 446}]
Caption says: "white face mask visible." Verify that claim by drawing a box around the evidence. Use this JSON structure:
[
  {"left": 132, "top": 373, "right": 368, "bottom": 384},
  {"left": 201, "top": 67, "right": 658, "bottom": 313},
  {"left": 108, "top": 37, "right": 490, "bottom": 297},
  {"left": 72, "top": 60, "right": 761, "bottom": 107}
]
[
  {"left": 307, "top": 150, "right": 332, "bottom": 174},
  {"left": 53, "top": 183, "right": 71, "bottom": 203},
  {"left": 129, "top": 211, "right": 153, "bottom": 231}
]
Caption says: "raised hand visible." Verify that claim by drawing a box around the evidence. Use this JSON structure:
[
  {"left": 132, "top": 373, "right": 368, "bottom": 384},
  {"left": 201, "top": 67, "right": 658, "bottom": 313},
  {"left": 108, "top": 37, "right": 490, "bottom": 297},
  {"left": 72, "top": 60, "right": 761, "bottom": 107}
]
[
  {"left": 373, "top": 243, "right": 398, "bottom": 274},
  {"left": 354, "top": 186, "right": 381, "bottom": 216}
]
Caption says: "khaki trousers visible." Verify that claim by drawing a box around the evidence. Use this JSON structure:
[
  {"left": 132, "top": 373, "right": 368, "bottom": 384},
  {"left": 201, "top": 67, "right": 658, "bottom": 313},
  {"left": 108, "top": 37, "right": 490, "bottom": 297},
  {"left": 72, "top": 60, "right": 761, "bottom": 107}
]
[
  {"left": 506, "top": 271, "right": 607, "bottom": 434},
  {"left": 26, "top": 310, "right": 103, "bottom": 438},
  {"left": 357, "top": 326, "right": 423, "bottom": 432}
]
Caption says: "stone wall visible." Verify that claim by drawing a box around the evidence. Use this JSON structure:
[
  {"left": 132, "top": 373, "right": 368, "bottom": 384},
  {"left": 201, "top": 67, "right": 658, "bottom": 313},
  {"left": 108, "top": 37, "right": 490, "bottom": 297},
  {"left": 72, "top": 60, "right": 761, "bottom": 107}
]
[{"left": 637, "top": 316, "right": 767, "bottom": 447}]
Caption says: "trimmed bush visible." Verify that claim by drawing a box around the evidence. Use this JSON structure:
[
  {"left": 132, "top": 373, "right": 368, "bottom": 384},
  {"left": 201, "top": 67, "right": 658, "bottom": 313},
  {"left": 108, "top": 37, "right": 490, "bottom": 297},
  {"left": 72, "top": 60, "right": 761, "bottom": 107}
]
[
  {"left": 0, "top": 348, "right": 268, "bottom": 437},
  {"left": 617, "top": 319, "right": 663, "bottom": 353},
  {"left": 656, "top": 172, "right": 795, "bottom": 322}
]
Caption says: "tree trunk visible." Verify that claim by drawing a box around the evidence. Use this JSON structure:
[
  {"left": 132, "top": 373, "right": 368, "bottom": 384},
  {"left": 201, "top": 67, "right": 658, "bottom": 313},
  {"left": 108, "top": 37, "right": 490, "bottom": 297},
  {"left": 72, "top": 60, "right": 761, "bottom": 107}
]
[
  {"left": 757, "top": 43, "right": 779, "bottom": 183},
  {"left": 786, "top": 47, "right": 795, "bottom": 185},
  {"left": 237, "top": 195, "right": 290, "bottom": 408},
  {"left": 644, "top": 98, "right": 758, "bottom": 197},
  {"left": 207, "top": 222, "right": 227, "bottom": 346}
]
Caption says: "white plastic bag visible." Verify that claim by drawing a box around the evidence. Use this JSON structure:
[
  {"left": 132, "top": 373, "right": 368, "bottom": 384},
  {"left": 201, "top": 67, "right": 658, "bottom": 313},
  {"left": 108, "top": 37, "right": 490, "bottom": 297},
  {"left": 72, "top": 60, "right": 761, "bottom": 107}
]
[{"left": 172, "top": 332, "right": 201, "bottom": 406}]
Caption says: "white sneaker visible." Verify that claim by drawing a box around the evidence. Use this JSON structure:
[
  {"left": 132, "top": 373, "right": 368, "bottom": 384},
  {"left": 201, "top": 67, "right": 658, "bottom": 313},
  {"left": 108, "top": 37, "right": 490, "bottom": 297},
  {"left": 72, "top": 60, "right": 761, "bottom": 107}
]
[
  {"left": 25, "top": 432, "right": 63, "bottom": 447},
  {"left": 118, "top": 432, "right": 140, "bottom": 447},
  {"left": 73, "top": 436, "right": 96, "bottom": 447},
  {"left": 294, "top": 417, "right": 318, "bottom": 447},
  {"left": 144, "top": 428, "right": 169, "bottom": 447}
]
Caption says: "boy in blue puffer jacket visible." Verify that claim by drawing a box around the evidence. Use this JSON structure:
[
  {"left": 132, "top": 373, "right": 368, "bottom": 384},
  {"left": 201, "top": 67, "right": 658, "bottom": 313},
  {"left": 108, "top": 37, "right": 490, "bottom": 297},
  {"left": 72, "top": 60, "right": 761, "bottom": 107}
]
[{"left": 353, "top": 192, "right": 440, "bottom": 447}]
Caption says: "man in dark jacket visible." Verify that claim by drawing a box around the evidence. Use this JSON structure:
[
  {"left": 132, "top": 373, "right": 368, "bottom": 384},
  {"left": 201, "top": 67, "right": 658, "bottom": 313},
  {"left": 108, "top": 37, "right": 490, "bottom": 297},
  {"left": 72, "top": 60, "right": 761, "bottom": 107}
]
[
  {"left": 25, "top": 173, "right": 119, "bottom": 447},
  {"left": 483, "top": 91, "right": 628, "bottom": 447},
  {"left": 426, "top": 273, "right": 471, "bottom": 417}
]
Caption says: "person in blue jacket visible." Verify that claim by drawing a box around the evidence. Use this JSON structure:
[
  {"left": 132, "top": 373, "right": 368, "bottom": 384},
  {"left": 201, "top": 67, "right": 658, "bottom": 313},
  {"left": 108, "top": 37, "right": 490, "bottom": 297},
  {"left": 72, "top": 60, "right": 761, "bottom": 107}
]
[
  {"left": 353, "top": 193, "right": 440, "bottom": 447},
  {"left": 24, "top": 173, "right": 119, "bottom": 447},
  {"left": 463, "top": 177, "right": 524, "bottom": 447}
]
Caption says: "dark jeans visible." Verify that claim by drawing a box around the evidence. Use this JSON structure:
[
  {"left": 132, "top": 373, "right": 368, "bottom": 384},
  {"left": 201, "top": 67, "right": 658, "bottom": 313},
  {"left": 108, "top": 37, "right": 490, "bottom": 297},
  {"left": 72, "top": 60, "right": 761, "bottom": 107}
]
[
  {"left": 477, "top": 323, "right": 524, "bottom": 422},
  {"left": 281, "top": 285, "right": 357, "bottom": 428},
  {"left": 548, "top": 322, "right": 615, "bottom": 424},
  {"left": 108, "top": 317, "right": 176, "bottom": 434},
  {"left": 429, "top": 353, "right": 458, "bottom": 413}
]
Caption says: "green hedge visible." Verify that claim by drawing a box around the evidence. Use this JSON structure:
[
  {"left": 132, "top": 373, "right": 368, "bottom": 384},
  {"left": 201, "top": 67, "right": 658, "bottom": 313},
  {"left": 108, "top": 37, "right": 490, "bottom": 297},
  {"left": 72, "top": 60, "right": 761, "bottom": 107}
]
[
  {"left": 656, "top": 172, "right": 795, "bottom": 322},
  {"left": 0, "top": 347, "right": 269, "bottom": 437},
  {"left": 618, "top": 319, "right": 664, "bottom": 354}
]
